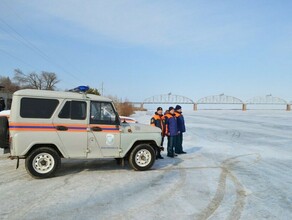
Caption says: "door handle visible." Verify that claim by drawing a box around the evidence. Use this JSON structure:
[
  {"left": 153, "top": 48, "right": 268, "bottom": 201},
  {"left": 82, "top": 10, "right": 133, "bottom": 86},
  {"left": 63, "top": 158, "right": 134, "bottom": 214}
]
[
  {"left": 91, "top": 126, "right": 102, "bottom": 132},
  {"left": 56, "top": 126, "right": 68, "bottom": 131}
]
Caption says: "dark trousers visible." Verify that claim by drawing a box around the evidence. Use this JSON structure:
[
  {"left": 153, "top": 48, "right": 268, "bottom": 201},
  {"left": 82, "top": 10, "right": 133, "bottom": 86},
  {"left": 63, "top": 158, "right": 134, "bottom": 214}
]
[
  {"left": 156, "top": 136, "right": 164, "bottom": 157},
  {"left": 167, "top": 135, "right": 177, "bottom": 156},
  {"left": 175, "top": 133, "right": 183, "bottom": 153},
  {"left": 161, "top": 136, "right": 164, "bottom": 146}
]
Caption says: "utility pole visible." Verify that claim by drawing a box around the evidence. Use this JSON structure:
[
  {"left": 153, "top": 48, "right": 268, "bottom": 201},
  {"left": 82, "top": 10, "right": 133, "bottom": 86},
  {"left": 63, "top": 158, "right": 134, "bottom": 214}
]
[{"left": 101, "top": 82, "right": 104, "bottom": 96}]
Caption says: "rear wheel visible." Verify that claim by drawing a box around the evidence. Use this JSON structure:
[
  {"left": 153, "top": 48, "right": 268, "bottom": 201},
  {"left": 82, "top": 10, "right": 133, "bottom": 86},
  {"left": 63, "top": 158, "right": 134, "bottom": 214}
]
[
  {"left": 129, "top": 144, "right": 155, "bottom": 171},
  {"left": 0, "top": 116, "right": 9, "bottom": 149},
  {"left": 25, "top": 147, "right": 61, "bottom": 179}
]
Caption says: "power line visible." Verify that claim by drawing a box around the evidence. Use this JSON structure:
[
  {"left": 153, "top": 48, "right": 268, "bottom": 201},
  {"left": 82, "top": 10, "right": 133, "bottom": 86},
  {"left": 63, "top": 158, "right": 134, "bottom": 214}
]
[
  {"left": 2, "top": 2, "right": 86, "bottom": 86},
  {"left": 0, "top": 47, "right": 80, "bottom": 88},
  {"left": 0, "top": 17, "right": 85, "bottom": 84},
  {"left": 0, "top": 48, "right": 36, "bottom": 69}
]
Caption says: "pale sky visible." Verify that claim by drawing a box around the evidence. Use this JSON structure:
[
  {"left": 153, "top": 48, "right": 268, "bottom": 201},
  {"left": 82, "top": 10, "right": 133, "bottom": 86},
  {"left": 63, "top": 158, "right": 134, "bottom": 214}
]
[{"left": 0, "top": 0, "right": 291, "bottom": 102}]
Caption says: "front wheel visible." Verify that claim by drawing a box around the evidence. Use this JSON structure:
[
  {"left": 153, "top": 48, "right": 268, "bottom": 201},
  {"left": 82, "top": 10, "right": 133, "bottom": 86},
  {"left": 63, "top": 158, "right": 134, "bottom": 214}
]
[
  {"left": 25, "top": 147, "right": 61, "bottom": 179},
  {"left": 129, "top": 144, "right": 155, "bottom": 171}
]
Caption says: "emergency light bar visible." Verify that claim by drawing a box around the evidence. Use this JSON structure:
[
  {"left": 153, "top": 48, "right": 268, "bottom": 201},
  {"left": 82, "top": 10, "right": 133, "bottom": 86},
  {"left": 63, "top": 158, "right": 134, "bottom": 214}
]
[{"left": 69, "top": 86, "right": 90, "bottom": 93}]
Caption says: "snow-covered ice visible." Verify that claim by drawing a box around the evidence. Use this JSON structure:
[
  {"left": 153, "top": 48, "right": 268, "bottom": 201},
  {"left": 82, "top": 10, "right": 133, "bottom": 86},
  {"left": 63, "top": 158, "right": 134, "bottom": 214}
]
[{"left": 0, "top": 110, "right": 291, "bottom": 220}]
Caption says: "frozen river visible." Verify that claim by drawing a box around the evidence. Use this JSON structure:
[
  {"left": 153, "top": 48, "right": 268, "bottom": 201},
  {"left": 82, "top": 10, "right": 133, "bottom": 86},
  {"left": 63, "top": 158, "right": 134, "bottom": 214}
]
[{"left": 0, "top": 110, "right": 291, "bottom": 220}]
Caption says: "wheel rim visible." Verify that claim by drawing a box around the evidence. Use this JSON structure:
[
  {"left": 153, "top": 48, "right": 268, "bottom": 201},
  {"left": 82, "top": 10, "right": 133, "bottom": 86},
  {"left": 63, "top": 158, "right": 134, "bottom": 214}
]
[
  {"left": 135, "top": 149, "right": 152, "bottom": 167},
  {"left": 32, "top": 153, "right": 55, "bottom": 174}
]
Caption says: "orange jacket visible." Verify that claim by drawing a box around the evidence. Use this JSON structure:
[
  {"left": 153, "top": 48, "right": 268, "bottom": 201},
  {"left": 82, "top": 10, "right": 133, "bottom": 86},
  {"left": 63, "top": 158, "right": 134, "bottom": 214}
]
[{"left": 150, "top": 112, "right": 165, "bottom": 135}]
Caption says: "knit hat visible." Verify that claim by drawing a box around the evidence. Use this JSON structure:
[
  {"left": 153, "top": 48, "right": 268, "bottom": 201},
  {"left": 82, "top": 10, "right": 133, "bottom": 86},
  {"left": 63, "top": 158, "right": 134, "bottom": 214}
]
[
  {"left": 169, "top": 106, "right": 174, "bottom": 111},
  {"left": 157, "top": 107, "right": 163, "bottom": 111},
  {"left": 175, "top": 105, "right": 182, "bottom": 110}
]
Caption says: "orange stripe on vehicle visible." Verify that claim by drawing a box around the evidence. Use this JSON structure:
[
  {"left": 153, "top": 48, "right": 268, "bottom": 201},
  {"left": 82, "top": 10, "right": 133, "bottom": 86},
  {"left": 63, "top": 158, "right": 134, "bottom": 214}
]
[
  {"left": 10, "top": 122, "right": 87, "bottom": 127},
  {"left": 9, "top": 128, "right": 56, "bottom": 132}
]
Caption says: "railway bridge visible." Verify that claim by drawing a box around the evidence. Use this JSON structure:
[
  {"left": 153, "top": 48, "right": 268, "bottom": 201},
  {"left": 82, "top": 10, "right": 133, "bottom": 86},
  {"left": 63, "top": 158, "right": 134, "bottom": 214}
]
[{"left": 131, "top": 94, "right": 291, "bottom": 111}]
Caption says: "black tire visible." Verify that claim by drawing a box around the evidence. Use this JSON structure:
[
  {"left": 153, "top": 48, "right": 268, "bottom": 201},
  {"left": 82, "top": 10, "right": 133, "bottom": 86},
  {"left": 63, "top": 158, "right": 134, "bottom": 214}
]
[
  {"left": 25, "top": 147, "right": 61, "bottom": 179},
  {"left": 129, "top": 144, "right": 155, "bottom": 171},
  {"left": 0, "top": 116, "right": 9, "bottom": 149}
]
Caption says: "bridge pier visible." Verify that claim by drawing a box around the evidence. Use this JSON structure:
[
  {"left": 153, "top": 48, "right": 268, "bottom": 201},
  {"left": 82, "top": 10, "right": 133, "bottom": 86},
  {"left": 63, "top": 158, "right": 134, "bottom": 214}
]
[
  {"left": 193, "top": 103, "right": 198, "bottom": 111},
  {"left": 286, "top": 104, "right": 291, "bottom": 111},
  {"left": 242, "top": 104, "right": 247, "bottom": 111},
  {"left": 140, "top": 103, "right": 144, "bottom": 110}
]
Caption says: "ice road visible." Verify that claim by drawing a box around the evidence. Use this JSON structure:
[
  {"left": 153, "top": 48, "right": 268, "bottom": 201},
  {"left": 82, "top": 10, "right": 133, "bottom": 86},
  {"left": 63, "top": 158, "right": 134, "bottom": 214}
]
[{"left": 0, "top": 110, "right": 291, "bottom": 220}]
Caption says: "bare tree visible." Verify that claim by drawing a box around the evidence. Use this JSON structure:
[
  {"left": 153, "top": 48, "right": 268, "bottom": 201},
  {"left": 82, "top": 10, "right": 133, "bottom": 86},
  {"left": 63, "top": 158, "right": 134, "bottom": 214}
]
[
  {"left": 13, "top": 69, "right": 60, "bottom": 90},
  {"left": 107, "top": 96, "right": 134, "bottom": 116},
  {"left": 0, "top": 76, "right": 20, "bottom": 93},
  {"left": 13, "top": 69, "right": 30, "bottom": 88},
  {"left": 41, "top": 72, "right": 60, "bottom": 90}
]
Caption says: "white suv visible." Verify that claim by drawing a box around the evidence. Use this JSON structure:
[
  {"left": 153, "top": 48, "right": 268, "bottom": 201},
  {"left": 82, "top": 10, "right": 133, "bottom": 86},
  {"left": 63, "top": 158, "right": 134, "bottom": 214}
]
[{"left": 0, "top": 88, "right": 162, "bottom": 178}]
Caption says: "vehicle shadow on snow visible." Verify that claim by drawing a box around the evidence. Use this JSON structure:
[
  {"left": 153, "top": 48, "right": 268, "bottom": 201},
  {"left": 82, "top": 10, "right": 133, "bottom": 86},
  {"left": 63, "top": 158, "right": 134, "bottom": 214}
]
[
  {"left": 152, "top": 157, "right": 184, "bottom": 170},
  {"left": 56, "top": 157, "right": 185, "bottom": 177},
  {"left": 55, "top": 147, "right": 202, "bottom": 177},
  {"left": 56, "top": 159, "right": 132, "bottom": 177},
  {"left": 152, "top": 146, "right": 202, "bottom": 170}
]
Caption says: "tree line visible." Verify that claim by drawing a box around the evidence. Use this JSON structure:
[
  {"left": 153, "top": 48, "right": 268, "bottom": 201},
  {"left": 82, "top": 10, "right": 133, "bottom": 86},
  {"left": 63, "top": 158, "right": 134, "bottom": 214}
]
[
  {"left": 0, "top": 69, "right": 59, "bottom": 92},
  {"left": 0, "top": 69, "right": 100, "bottom": 95},
  {"left": 0, "top": 69, "right": 136, "bottom": 116}
]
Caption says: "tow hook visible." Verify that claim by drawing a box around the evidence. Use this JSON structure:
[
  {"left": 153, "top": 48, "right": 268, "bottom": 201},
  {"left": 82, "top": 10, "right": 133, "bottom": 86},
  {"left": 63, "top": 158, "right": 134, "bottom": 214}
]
[
  {"left": 16, "top": 157, "right": 19, "bottom": 169},
  {"left": 8, "top": 156, "right": 20, "bottom": 169}
]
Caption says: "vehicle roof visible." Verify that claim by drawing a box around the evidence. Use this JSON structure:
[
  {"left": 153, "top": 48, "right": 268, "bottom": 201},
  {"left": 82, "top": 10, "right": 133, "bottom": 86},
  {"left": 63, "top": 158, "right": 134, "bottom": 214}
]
[{"left": 13, "top": 89, "right": 112, "bottom": 102}]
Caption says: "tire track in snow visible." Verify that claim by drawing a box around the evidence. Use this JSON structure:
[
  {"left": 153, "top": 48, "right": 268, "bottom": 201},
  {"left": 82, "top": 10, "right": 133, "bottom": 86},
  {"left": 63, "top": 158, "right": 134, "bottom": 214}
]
[
  {"left": 227, "top": 171, "right": 247, "bottom": 220},
  {"left": 9, "top": 160, "right": 95, "bottom": 219},
  {"left": 110, "top": 160, "right": 187, "bottom": 219},
  {"left": 196, "top": 167, "right": 228, "bottom": 220},
  {"left": 196, "top": 154, "right": 261, "bottom": 220},
  {"left": 204, "top": 129, "right": 241, "bottom": 144}
]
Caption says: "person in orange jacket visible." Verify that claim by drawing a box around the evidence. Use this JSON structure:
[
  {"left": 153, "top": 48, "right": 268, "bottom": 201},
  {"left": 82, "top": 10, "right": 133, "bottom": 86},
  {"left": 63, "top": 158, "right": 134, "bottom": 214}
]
[{"left": 150, "top": 107, "right": 165, "bottom": 159}]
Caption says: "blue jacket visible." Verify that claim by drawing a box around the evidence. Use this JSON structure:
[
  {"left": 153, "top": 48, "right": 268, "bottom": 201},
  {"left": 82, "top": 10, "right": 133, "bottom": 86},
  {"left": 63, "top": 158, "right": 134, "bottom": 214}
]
[
  {"left": 164, "top": 113, "right": 178, "bottom": 137},
  {"left": 175, "top": 112, "right": 186, "bottom": 133}
]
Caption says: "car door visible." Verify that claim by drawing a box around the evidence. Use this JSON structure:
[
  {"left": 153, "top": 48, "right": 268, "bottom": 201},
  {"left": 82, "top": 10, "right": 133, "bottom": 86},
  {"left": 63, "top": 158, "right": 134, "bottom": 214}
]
[
  {"left": 53, "top": 100, "right": 88, "bottom": 158},
  {"left": 87, "top": 101, "right": 121, "bottom": 158}
]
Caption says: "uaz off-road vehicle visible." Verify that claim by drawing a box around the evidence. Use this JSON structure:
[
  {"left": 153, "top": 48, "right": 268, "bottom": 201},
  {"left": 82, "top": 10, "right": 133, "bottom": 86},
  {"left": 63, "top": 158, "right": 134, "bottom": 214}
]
[{"left": 0, "top": 87, "right": 162, "bottom": 178}]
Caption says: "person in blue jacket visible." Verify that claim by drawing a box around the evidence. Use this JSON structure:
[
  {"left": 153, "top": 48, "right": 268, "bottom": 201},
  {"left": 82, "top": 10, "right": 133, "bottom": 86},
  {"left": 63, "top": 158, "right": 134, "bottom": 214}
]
[
  {"left": 174, "top": 105, "right": 187, "bottom": 154},
  {"left": 164, "top": 107, "right": 178, "bottom": 158}
]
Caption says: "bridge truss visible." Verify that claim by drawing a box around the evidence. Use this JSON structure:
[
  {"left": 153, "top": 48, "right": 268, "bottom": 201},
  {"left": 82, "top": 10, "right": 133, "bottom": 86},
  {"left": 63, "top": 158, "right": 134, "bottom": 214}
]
[
  {"left": 246, "top": 95, "right": 287, "bottom": 105},
  {"left": 143, "top": 93, "right": 194, "bottom": 104},
  {"left": 197, "top": 94, "right": 243, "bottom": 104},
  {"left": 131, "top": 93, "right": 291, "bottom": 111}
]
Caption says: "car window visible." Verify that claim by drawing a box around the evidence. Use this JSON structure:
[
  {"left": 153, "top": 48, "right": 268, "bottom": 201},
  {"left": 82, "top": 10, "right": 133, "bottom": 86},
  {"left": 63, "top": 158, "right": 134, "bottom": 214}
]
[
  {"left": 20, "top": 98, "right": 59, "bottom": 118},
  {"left": 90, "top": 102, "right": 117, "bottom": 124},
  {"left": 59, "top": 101, "right": 87, "bottom": 120}
]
